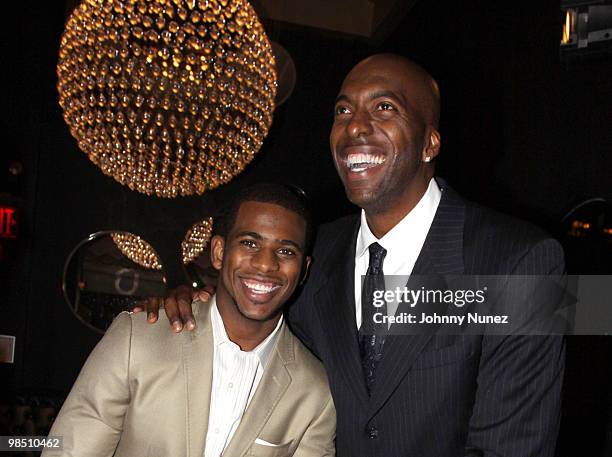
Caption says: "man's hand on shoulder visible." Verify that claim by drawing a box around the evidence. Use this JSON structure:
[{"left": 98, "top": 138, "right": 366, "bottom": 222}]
[{"left": 133, "top": 284, "right": 214, "bottom": 332}]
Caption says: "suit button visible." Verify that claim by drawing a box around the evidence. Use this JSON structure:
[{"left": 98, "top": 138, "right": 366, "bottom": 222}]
[{"left": 366, "top": 426, "right": 378, "bottom": 439}]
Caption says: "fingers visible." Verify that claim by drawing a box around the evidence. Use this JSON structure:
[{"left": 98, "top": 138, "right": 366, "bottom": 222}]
[
  {"left": 133, "top": 298, "right": 160, "bottom": 323},
  {"left": 193, "top": 287, "right": 213, "bottom": 302},
  {"left": 176, "top": 285, "right": 196, "bottom": 331},
  {"left": 145, "top": 297, "right": 161, "bottom": 323},
  {"left": 134, "top": 285, "right": 201, "bottom": 333},
  {"left": 163, "top": 292, "right": 184, "bottom": 332}
]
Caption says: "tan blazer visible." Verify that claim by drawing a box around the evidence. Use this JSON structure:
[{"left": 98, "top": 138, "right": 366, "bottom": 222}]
[{"left": 43, "top": 299, "right": 335, "bottom": 457}]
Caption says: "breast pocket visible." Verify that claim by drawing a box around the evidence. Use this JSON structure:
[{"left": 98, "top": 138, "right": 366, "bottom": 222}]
[{"left": 247, "top": 440, "right": 293, "bottom": 457}]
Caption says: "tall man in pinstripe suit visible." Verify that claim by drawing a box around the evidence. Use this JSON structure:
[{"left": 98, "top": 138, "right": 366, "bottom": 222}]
[{"left": 143, "top": 53, "right": 565, "bottom": 456}]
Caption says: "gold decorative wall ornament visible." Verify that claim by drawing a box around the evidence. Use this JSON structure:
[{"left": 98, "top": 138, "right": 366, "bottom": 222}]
[
  {"left": 58, "top": 0, "right": 277, "bottom": 197},
  {"left": 181, "top": 216, "right": 213, "bottom": 264},
  {"left": 111, "top": 232, "right": 163, "bottom": 269}
]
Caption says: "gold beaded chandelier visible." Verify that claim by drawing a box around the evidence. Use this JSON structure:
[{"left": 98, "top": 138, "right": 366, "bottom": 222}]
[
  {"left": 111, "top": 232, "right": 163, "bottom": 269},
  {"left": 58, "top": 0, "right": 277, "bottom": 197},
  {"left": 181, "top": 216, "right": 213, "bottom": 264}
]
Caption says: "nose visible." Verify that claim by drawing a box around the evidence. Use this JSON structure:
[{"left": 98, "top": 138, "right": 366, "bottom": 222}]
[
  {"left": 347, "top": 110, "right": 373, "bottom": 139},
  {"left": 251, "top": 248, "right": 279, "bottom": 273}
]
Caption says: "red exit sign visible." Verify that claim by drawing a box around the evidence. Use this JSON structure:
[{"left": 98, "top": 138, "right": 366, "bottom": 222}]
[{"left": 0, "top": 206, "right": 18, "bottom": 239}]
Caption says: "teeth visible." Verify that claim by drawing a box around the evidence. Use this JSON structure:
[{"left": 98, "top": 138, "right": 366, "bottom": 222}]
[
  {"left": 345, "top": 154, "right": 385, "bottom": 171},
  {"left": 243, "top": 279, "right": 279, "bottom": 294},
  {"left": 346, "top": 154, "right": 385, "bottom": 165}
]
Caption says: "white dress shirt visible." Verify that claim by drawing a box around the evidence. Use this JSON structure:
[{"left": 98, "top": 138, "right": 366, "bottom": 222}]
[
  {"left": 204, "top": 296, "right": 284, "bottom": 457},
  {"left": 354, "top": 178, "right": 442, "bottom": 329}
]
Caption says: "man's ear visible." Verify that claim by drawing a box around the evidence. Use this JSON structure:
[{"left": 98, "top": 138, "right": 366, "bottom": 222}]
[
  {"left": 422, "top": 128, "right": 441, "bottom": 163},
  {"left": 210, "top": 235, "right": 225, "bottom": 271},
  {"left": 300, "top": 256, "right": 312, "bottom": 285}
]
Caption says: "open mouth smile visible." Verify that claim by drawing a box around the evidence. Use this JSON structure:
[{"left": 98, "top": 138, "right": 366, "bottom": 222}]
[
  {"left": 344, "top": 153, "right": 386, "bottom": 173},
  {"left": 240, "top": 278, "right": 282, "bottom": 299}
]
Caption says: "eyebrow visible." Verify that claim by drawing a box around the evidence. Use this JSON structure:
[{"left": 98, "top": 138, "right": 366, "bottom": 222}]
[
  {"left": 335, "top": 90, "right": 406, "bottom": 106},
  {"left": 335, "top": 94, "right": 350, "bottom": 105},
  {"left": 236, "top": 231, "right": 303, "bottom": 251}
]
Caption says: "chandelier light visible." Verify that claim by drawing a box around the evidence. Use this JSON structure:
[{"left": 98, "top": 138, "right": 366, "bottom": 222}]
[
  {"left": 181, "top": 216, "right": 213, "bottom": 264},
  {"left": 58, "top": 0, "right": 277, "bottom": 197},
  {"left": 111, "top": 232, "right": 163, "bottom": 269}
]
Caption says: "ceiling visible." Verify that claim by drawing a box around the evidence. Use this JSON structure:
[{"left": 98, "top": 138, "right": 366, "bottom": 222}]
[
  {"left": 63, "top": 0, "right": 417, "bottom": 41},
  {"left": 252, "top": 0, "right": 416, "bottom": 39}
]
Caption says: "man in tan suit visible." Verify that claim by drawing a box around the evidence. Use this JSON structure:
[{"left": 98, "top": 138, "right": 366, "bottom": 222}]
[{"left": 44, "top": 183, "right": 336, "bottom": 457}]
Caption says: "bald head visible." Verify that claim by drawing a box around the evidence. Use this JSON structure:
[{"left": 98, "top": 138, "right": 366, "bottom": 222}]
[
  {"left": 344, "top": 54, "right": 440, "bottom": 128},
  {"left": 330, "top": 53, "right": 442, "bottom": 229}
]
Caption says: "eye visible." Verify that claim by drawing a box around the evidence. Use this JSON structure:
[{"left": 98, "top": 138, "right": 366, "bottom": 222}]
[
  {"left": 377, "top": 102, "right": 395, "bottom": 111},
  {"left": 277, "top": 248, "right": 296, "bottom": 256},
  {"left": 239, "top": 239, "right": 257, "bottom": 249},
  {"left": 334, "top": 105, "right": 351, "bottom": 116}
]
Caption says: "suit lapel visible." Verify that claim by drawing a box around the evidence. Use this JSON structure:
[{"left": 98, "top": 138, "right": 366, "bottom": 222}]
[
  {"left": 314, "top": 217, "right": 370, "bottom": 405},
  {"left": 184, "top": 300, "right": 214, "bottom": 457},
  {"left": 222, "top": 325, "right": 293, "bottom": 457},
  {"left": 412, "top": 181, "right": 466, "bottom": 276},
  {"left": 367, "top": 181, "right": 466, "bottom": 417}
]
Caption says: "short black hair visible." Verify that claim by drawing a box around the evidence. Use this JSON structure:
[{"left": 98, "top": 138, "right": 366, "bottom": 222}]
[{"left": 214, "top": 183, "right": 314, "bottom": 254}]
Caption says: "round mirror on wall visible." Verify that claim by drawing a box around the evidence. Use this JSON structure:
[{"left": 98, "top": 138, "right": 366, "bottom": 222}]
[
  {"left": 270, "top": 41, "right": 297, "bottom": 107},
  {"left": 63, "top": 231, "right": 166, "bottom": 334},
  {"left": 181, "top": 217, "right": 217, "bottom": 292}
]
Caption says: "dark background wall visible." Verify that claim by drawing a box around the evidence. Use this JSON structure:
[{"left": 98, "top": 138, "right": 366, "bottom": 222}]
[{"left": 1, "top": 0, "right": 611, "bottom": 454}]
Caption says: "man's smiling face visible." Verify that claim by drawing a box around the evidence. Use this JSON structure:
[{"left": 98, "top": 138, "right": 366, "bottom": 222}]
[
  {"left": 330, "top": 55, "right": 440, "bottom": 216},
  {"left": 212, "top": 200, "right": 310, "bottom": 323}
]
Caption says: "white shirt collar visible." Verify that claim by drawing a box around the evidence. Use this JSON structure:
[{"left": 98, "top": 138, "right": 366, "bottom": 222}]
[
  {"left": 210, "top": 295, "right": 283, "bottom": 369},
  {"left": 353, "top": 178, "right": 442, "bottom": 329},
  {"left": 355, "top": 177, "right": 442, "bottom": 263}
]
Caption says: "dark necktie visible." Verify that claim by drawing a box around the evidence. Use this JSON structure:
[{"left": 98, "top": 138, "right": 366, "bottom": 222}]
[{"left": 359, "top": 242, "right": 387, "bottom": 395}]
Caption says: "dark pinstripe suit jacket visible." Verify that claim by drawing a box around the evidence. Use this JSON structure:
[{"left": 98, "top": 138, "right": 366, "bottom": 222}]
[{"left": 287, "top": 180, "right": 565, "bottom": 457}]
